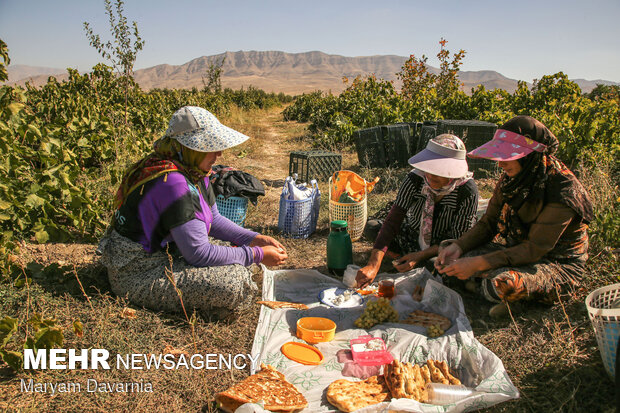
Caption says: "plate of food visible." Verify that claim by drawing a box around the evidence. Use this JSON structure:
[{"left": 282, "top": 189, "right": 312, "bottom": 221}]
[
  {"left": 319, "top": 288, "right": 364, "bottom": 308},
  {"left": 356, "top": 283, "right": 379, "bottom": 296}
]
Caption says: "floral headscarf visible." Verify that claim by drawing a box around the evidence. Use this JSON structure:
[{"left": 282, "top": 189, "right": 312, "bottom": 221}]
[{"left": 114, "top": 136, "right": 208, "bottom": 209}]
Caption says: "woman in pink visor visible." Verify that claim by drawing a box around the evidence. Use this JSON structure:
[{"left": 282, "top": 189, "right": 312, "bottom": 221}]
[{"left": 436, "top": 116, "right": 593, "bottom": 317}]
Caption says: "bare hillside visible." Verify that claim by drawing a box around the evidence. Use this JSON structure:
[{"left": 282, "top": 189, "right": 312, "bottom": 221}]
[{"left": 7, "top": 51, "right": 618, "bottom": 94}]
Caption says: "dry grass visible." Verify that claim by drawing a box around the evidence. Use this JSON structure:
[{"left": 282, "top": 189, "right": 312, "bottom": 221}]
[{"left": 1, "top": 106, "right": 618, "bottom": 412}]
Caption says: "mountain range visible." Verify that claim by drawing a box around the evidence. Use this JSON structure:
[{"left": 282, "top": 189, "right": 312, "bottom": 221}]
[{"left": 6, "top": 50, "right": 619, "bottom": 95}]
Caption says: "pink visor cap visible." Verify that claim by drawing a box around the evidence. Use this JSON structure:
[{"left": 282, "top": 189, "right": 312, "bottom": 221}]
[
  {"left": 408, "top": 139, "right": 469, "bottom": 178},
  {"left": 468, "top": 129, "right": 547, "bottom": 161}
]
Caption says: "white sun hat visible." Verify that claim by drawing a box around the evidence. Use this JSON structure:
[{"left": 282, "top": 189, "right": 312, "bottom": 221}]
[
  {"left": 407, "top": 134, "right": 469, "bottom": 178},
  {"left": 164, "top": 106, "right": 250, "bottom": 152}
]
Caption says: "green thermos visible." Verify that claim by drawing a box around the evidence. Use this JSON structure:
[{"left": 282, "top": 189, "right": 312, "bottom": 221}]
[{"left": 327, "top": 220, "right": 353, "bottom": 276}]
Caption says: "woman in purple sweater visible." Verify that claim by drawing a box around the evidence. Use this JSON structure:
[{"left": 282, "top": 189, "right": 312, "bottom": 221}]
[{"left": 98, "top": 106, "right": 287, "bottom": 320}]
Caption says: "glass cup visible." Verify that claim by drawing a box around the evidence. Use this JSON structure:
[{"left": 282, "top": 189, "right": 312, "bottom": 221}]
[{"left": 378, "top": 278, "right": 395, "bottom": 299}]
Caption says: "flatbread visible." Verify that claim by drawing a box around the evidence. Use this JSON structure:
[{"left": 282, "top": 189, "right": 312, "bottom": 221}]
[
  {"left": 400, "top": 310, "right": 451, "bottom": 331},
  {"left": 326, "top": 375, "right": 391, "bottom": 412},
  {"left": 257, "top": 301, "right": 309, "bottom": 310},
  {"left": 383, "top": 359, "right": 461, "bottom": 402},
  {"left": 384, "top": 360, "right": 427, "bottom": 401},
  {"left": 215, "top": 364, "right": 308, "bottom": 413},
  {"left": 428, "top": 359, "right": 461, "bottom": 385}
]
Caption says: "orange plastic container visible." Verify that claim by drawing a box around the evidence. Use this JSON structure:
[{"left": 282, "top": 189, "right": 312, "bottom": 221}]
[
  {"left": 296, "top": 317, "right": 336, "bottom": 343},
  {"left": 281, "top": 342, "right": 324, "bottom": 365}
]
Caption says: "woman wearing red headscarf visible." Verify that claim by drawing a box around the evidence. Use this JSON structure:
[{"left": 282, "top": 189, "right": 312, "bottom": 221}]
[{"left": 436, "top": 116, "right": 593, "bottom": 317}]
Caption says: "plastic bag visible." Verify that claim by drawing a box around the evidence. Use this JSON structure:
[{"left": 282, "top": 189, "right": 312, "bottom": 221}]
[
  {"left": 234, "top": 402, "right": 268, "bottom": 413},
  {"left": 343, "top": 264, "right": 361, "bottom": 288},
  {"left": 330, "top": 170, "right": 380, "bottom": 202},
  {"left": 278, "top": 176, "right": 320, "bottom": 238},
  {"left": 285, "top": 176, "right": 313, "bottom": 201}
]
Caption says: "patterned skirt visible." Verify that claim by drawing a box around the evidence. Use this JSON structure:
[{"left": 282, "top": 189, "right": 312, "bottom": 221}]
[
  {"left": 97, "top": 230, "right": 259, "bottom": 321},
  {"left": 463, "top": 243, "right": 585, "bottom": 304}
]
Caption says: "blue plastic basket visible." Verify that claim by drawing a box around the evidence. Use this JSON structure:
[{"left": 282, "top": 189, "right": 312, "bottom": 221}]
[
  {"left": 216, "top": 195, "right": 249, "bottom": 227},
  {"left": 278, "top": 181, "right": 320, "bottom": 238}
]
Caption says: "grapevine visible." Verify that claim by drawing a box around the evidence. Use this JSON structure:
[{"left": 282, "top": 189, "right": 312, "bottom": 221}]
[{"left": 0, "top": 64, "right": 290, "bottom": 245}]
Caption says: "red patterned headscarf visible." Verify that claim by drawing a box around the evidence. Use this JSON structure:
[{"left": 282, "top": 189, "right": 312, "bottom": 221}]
[
  {"left": 496, "top": 116, "right": 594, "bottom": 241},
  {"left": 114, "top": 137, "right": 207, "bottom": 209}
]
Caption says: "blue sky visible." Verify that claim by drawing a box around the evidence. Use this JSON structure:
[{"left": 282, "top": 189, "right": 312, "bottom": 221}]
[{"left": 1, "top": 0, "right": 619, "bottom": 82}]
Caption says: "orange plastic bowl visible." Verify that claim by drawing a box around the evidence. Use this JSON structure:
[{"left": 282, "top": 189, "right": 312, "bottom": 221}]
[{"left": 296, "top": 317, "right": 336, "bottom": 343}]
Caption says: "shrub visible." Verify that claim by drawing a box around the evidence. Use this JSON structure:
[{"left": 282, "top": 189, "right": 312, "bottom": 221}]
[{"left": 0, "top": 64, "right": 291, "bottom": 244}]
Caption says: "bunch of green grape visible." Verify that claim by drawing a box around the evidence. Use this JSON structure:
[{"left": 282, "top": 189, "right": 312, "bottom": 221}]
[
  {"left": 354, "top": 297, "right": 399, "bottom": 329},
  {"left": 427, "top": 324, "right": 444, "bottom": 338}
]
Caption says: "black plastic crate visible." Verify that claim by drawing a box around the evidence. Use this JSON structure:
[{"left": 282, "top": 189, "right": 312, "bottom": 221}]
[
  {"left": 289, "top": 150, "right": 342, "bottom": 182},
  {"left": 418, "top": 121, "right": 438, "bottom": 152},
  {"left": 413, "top": 122, "right": 424, "bottom": 151},
  {"left": 356, "top": 123, "right": 421, "bottom": 168},
  {"left": 354, "top": 126, "right": 387, "bottom": 168},
  {"left": 382, "top": 123, "right": 415, "bottom": 167},
  {"left": 436, "top": 120, "right": 499, "bottom": 178},
  {"left": 398, "top": 122, "right": 420, "bottom": 164}
]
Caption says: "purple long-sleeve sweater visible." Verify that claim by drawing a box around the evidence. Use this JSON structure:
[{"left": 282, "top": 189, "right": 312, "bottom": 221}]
[{"left": 114, "top": 171, "right": 263, "bottom": 267}]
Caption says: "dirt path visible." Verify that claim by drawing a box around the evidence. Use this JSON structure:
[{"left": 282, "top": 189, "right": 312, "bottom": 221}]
[{"left": 222, "top": 106, "right": 310, "bottom": 181}]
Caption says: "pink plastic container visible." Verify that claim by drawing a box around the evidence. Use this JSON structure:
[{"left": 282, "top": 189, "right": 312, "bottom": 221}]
[{"left": 350, "top": 335, "right": 394, "bottom": 366}]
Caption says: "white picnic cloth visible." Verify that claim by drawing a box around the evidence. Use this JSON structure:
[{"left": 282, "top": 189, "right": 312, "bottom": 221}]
[{"left": 249, "top": 268, "right": 519, "bottom": 412}]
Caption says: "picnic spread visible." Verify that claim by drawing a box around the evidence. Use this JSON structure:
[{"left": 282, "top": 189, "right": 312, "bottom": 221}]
[
  {"left": 221, "top": 267, "right": 519, "bottom": 412},
  {"left": 96, "top": 107, "right": 593, "bottom": 412}
]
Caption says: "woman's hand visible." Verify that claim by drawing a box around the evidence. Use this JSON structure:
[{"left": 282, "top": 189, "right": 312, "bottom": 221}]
[
  {"left": 251, "top": 234, "right": 286, "bottom": 252},
  {"left": 438, "top": 256, "right": 488, "bottom": 280},
  {"left": 355, "top": 264, "right": 379, "bottom": 288},
  {"left": 260, "top": 245, "right": 288, "bottom": 266},
  {"left": 436, "top": 243, "right": 463, "bottom": 268},
  {"left": 393, "top": 251, "right": 427, "bottom": 272},
  {"left": 355, "top": 249, "right": 385, "bottom": 288}
]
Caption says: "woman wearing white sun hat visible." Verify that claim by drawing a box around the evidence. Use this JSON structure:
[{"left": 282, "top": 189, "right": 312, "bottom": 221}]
[
  {"left": 356, "top": 134, "right": 479, "bottom": 288},
  {"left": 98, "top": 106, "right": 287, "bottom": 321}
]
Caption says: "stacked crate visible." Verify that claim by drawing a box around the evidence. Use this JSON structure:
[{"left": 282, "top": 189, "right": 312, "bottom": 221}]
[
  {"left": 355, "top": 123, "right": 420, "bottom": 168},
  {"left": 417, "top": 121, "right": 439, "bottom": 152},
  {"left": 354, "top": 120, "right": 498, "bottom": 176},
  {"left": 436, "top": 120, "right": 498, "bottom": 178},
  {"left": 381, "top": 123, "right": 419, "bottom": 167},
  {"left": 354, "top": 127, "right": 386, "bottom": 168}
]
